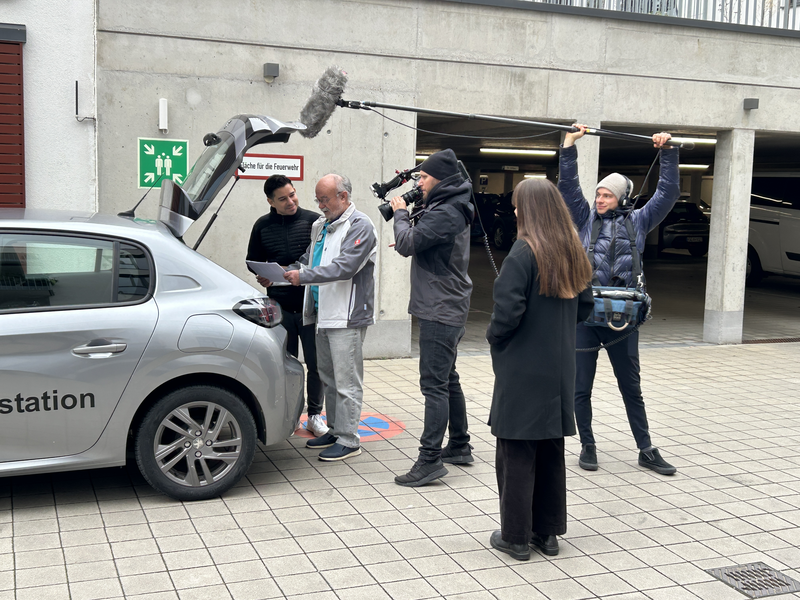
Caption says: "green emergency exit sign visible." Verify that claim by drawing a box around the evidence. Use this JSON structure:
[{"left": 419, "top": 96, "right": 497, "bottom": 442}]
[{"left": 137, "top": 138, "right": 189, "bottom": 189}]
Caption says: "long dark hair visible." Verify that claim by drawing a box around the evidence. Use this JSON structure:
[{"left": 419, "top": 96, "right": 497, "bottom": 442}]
[{"left": 513, "top": 179, "right": 592, "bottom": 299}]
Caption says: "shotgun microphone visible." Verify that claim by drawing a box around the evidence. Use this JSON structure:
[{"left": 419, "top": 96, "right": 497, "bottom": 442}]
[{"left": 299, "top": 66, "right": 348, "bottom": 138}]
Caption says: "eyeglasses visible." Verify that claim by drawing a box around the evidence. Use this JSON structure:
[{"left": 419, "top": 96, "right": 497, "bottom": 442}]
[{"left": 315, "top": 191, "right": 344, "bottom": 205}]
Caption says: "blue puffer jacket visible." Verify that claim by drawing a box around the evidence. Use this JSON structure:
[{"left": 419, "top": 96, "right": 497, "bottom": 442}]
[{"left": 557, "top": 145, "right": 680, "bottom": 288}]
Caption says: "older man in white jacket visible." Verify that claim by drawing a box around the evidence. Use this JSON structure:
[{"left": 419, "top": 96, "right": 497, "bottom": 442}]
[{"left": 284, "top": 173, "right": 377, "bottom": 462}]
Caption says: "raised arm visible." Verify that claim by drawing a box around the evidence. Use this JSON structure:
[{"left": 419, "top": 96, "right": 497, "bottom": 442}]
[
  {"left": 557, "top": 124, "right": 591, "bottom": 228},
  {"left": 634, "top": 144, "right": 680, "bottom": 233}
]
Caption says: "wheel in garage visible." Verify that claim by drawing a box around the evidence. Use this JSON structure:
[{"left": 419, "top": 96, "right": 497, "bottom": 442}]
[
  {"left": 492, "top": 221, "right": 507, "bottom": 250},
  {"left": 688, "top": 244, "right": 708, "bottom": 257},
  {"left": 745, "top": 246, "right": 764, "bottom": 287},
  {"left": 135, "top": 385, "right": 257, "bottom": 501}
]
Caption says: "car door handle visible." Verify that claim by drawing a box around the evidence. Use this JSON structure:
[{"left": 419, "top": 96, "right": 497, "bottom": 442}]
[{"left": 73, "top": 341, "right": 128, "bottom": 355}]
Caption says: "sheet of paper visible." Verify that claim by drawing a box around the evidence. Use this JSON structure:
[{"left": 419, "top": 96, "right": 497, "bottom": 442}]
[{"left": 246, "top": 261, "right": 290, "bottom": 286}]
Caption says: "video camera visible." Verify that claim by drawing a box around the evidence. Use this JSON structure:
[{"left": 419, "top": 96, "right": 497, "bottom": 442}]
[{"left": 371, "top": 166, "right": 423, "bottom": 222}]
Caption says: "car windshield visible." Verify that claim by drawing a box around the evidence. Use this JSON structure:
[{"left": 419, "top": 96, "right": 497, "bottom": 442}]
[{"left": 672, "top": 203, "right": 703, "bottom": 219}]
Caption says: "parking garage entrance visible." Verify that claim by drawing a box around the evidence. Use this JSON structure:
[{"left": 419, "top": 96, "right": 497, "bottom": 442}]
[{"left": 413, "top": 118, "right": 800, "bottom": 353}]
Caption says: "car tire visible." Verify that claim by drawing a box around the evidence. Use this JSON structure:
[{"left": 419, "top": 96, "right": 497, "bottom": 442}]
[
  {"left": 689, "top": 244, "right": 708, "bottom": 257},
  {"left": 746, "top": 246, "right": 765, "bottom": 287},
  {"left": 135, "top": 385, "right": 257, "bottom": 501},
  {"left": 492, "top": 221, "right": 506, "bottom": 249}
]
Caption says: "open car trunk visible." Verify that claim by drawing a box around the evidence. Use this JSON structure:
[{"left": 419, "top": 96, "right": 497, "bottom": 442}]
[{"left": 158, "top": 115, "right": 306, "bottom": 237}]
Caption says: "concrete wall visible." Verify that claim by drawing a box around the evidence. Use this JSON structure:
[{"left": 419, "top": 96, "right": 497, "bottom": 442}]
[
  {"left": 95, "top": 0, "right": 800, "bottom": 355},
  {"left": 5, "top": 0, "right": 97, "bottom": 211}
]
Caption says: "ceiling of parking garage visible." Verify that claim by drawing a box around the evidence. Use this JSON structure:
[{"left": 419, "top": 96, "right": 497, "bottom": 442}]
[{"left": 414, "top": 116, "right": 800, "bottom": 175}]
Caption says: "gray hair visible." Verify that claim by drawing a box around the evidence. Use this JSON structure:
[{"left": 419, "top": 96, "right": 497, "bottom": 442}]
[{"left": 330, "top": 173, "right": 352, "bottom": 199}]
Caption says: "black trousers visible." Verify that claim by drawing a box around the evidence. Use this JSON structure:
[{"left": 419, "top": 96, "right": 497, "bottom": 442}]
[
  {"left": 495, "top": 437, "right": 567, "bottom": 546},
  {"left": 282, "top": 311, "right": 324, "bottom": 416},
  {"left": 417, "top": 319, "right": 470, "bottom": 461},
  {"left": 575, "top": 323, "right": 652, "bottom": 450}
]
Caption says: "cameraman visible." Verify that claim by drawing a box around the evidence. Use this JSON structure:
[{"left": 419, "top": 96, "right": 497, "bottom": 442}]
[
  {"left": 558, "top": 125, "right": 679, "bottom": 476},
  {"left": 389, "top": 149, "right": 474, "bottom": 487}
]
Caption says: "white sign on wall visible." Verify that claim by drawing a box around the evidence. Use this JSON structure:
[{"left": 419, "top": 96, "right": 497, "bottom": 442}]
[{"left": 239, "top": 154, "right": 303, "bottom": 181}]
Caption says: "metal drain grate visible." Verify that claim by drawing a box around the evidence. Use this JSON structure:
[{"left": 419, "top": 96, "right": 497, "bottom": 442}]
[{"left": 707, "top": 562, "right": 800, "bottom": 598}]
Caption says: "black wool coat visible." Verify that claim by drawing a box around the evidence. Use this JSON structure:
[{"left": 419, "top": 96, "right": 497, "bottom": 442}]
[{"left": 486, "top": 239, "right": 594, "bottom": 440}]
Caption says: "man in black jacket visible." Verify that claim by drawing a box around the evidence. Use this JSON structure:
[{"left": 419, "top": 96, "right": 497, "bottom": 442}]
[
  {"left": 389, "top": 149, "right": 475, "bottom": 487},
  {"left": 247, "top": 175, "right": 327, "bottom": 437}
]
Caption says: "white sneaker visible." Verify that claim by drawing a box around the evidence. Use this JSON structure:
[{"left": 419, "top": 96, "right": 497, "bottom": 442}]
[{"left": 306, "top": 414, "right": 329, "bottom": 437}]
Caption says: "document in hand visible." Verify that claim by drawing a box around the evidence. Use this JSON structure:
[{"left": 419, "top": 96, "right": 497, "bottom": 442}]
[{"left": 246, "top": 260, "right": 290, "bottom": 286}]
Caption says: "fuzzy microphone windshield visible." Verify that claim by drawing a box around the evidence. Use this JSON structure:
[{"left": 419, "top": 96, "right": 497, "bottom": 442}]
[{"left": 299, "top": 66, "right": 348, "bottom": 139}]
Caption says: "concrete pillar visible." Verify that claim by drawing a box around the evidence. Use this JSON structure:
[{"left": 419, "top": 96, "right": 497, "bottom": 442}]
[
  {"left": 503, "top": 171, "right": 515, "bottom": 193},
  {"left": 703, "top": 129, "right": 755, "bottom": 344},
  {"left": 690, "top": 172, "right": 703, "bottom": 203}
]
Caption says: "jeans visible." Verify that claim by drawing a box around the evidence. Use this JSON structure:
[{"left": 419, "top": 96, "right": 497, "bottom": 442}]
[
  {"left": 575, "top": 323, "right": 652, "bottom": 450},
  {"left": 417, "top": 319, "right": 470, "bottom": 462},
  {"left": 496, "top": 438, "right": 567, "bottom": 545},
  {"left": 315, "top": 327, "right": 367, "bottom": 449},
  {"left": 282, "top": 311, "right": 323, "bottom": 416}
]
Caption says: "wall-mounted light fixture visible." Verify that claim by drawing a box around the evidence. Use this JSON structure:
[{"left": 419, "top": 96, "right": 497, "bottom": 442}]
[
  {"left": 263, "top": 63, "right": 279, "bottom": 83},
  {"left": 415, "top": 154, "right": 429, "bottom": 161},
  {"left": 743, "top": 98, "right": 759, "bottom": 110},
  {"left": 158, "top": 98, "right": 168, "bottom": 133},
  {"left": 480, "top": 148, "right": 556, "bottom": 156},
  {"left": 678, "top": 164, "right": 710, "bottom": 170},
  {"left": 524, "top": 173, "right": 547, "bottom": 178}
]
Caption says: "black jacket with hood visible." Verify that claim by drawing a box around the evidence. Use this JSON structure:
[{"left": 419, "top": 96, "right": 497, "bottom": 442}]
[{"left": 392, "top": 173, "right": 474, "bottom": 327}]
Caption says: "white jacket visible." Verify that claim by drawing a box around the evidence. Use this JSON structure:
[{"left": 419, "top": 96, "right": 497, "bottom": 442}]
[{"left": 296, "top": 203, "right": 377, "bottom": 329}]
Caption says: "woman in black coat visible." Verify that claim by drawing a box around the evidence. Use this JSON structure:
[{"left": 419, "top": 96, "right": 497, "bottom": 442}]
[{"left": 487, "top": 178, "right": 594, "bottom": 561}]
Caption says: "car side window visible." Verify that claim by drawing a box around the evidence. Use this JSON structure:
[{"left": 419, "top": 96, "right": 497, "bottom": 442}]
[
  {"left": 0, "top": 233, "right": 152, "bottom": 311},
  {"left": 751, "top": 178, "right": 797, "bottom": 209}
]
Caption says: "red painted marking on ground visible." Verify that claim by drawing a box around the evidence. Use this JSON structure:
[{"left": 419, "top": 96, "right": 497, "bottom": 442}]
[{"left": 294, "top": 412, "right": 406, "bottom": 442}]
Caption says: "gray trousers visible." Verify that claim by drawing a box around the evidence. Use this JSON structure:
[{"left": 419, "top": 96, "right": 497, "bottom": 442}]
[{"left": 315, "top": 327, "right": 367, "bottom": 449}]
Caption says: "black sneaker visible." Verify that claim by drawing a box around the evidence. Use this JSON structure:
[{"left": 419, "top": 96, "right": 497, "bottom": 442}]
[
  {"left": 490, "top": 530, "right": 530, "bottom": 561},
  {"left": 529, "top": 532, "right": 559, "bottom": 556},
  {"left": 638, "top": 448, "right": 677, "bottom": 475},
  {"left": 579, "top": 443, "right": 598, "bottom": 471},
  {"left": 306, "top": 432, "right": 337, "bottom": 449},
  {"left": 394, "top": 458, "right": 448, "bottom": 487},
  {"left": 441, "top": 443, "right": 474, "bottom": 465}
]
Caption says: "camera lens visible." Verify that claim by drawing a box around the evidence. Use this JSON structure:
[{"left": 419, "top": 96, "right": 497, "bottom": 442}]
[
  {"left": 378, "top": 202, "right": 395, "bottom": 222},
  {"left": 400, "top": 186, "right": 422, "bottom": 205}
]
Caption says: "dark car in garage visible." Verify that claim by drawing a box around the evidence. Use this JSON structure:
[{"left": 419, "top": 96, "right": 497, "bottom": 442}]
[{"left": 658, "top": 201, "right": 710, "bottom": 256}]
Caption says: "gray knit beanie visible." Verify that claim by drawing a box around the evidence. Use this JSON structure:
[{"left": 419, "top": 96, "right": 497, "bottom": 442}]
[{"left": 595, "top": 173, "right": 629, "bottom": 202}]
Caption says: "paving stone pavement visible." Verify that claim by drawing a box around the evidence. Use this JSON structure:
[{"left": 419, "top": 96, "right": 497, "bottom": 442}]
[{"left": 3, "top": 341, "right": 800, "bottom": 600}]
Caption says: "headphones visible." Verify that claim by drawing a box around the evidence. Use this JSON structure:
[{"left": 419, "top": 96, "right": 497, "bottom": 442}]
[{"left": 617, "top": 176, "right": 635, "bottom": 209}]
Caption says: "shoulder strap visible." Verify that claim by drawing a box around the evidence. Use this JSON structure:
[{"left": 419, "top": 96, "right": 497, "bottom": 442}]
[
  {"left": 588, "top": 218, "right": 602, "bottom": 286},
  {"left": 623, "top": 218, "right": 644, "bottom": 285}
]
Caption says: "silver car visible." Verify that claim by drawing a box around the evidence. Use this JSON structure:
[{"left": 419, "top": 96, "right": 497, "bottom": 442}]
[{"left": 0, "top": 115, "right": 307, "bottom": 500}]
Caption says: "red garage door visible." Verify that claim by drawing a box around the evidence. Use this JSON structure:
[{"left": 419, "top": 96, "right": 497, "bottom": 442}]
[{"left": 0, "top": 42, "right": 24, "bottom": 207}]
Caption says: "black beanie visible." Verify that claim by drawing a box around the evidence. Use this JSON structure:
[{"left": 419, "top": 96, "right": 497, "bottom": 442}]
[{"left": 419, "top": 149, "right": 458, "bottom": 181}]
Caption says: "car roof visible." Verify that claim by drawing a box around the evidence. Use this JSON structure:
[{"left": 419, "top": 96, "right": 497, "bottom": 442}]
[{"left": 0, "top": 208, "right": 174, "bottom": 241}]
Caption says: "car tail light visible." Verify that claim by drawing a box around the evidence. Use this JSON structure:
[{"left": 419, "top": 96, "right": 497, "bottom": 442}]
[{"left": 233, "top": 297, "right": 283, "bottom": 328}]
